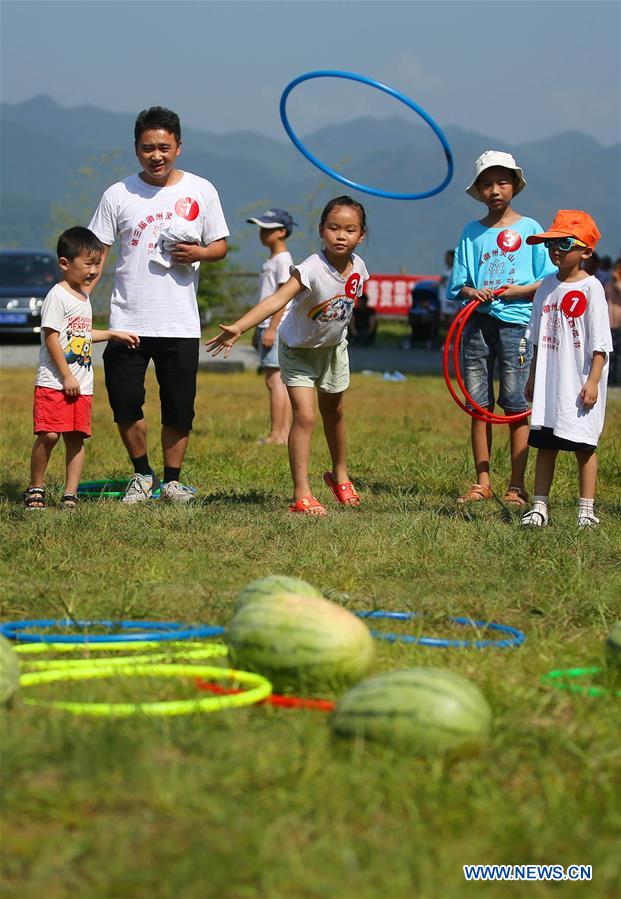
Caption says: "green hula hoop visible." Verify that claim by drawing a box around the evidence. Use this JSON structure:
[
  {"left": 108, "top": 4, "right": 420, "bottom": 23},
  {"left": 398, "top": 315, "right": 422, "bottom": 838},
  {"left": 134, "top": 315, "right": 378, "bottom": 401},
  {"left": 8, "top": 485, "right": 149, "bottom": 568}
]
[
  {"left": 540, "top": 666, "right": 621, "bottom": 698},
  {"left": 77, "top": 479, "right": 162, "bottom": 499},
  {"left": 17, "top": 642, "right": 228, "bottom": 671},
  {"left": 20, "top": 663, "right": 272, "bottom": 717}
]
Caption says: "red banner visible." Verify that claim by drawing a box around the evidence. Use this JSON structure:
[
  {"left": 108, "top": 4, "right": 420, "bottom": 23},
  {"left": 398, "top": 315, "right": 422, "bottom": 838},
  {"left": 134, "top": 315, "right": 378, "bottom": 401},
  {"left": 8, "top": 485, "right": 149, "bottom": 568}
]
[{"left": 365, "top": 274, "right": 440, "bottom": 316}]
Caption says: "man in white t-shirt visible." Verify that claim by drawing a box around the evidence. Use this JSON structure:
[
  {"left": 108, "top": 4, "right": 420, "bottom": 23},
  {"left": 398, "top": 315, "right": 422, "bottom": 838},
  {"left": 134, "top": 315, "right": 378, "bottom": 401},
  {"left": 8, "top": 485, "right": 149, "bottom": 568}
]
[
  {"left": 246, "top": 208, "right": 296, "bottom": 445},
  {"left": 89, "top": 107, "right": 229, "bottom": 503}
]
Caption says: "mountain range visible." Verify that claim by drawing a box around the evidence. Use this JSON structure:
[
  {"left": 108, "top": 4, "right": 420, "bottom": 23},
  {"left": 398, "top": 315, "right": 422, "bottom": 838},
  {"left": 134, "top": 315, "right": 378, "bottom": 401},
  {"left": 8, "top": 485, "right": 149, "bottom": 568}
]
[{"left": 1, "top": 95, "right": 619, "bottom": 275}]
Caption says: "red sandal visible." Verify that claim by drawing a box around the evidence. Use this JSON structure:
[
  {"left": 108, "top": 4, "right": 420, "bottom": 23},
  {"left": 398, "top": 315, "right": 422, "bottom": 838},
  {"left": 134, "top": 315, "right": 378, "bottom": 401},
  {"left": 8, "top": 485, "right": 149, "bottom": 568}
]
[
  {"left": 323, "top": 472, "right": 360, "bottom": 506},
  {"left": 288, "top": 495, "right": 327, "bottom": 516}
]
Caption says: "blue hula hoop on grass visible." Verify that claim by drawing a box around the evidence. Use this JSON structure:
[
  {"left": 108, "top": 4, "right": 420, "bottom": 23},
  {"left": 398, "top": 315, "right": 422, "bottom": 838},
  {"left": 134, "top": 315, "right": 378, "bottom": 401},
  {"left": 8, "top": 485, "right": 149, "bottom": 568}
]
[
  {"left": 279, "top": 70, "right": 454, "bottom": 200},
  {"left": 0, "top": 619, "right": 225, "bottom": 644},
  {"left": 356, "top": 610, "right": 525, "bottom": 649}
]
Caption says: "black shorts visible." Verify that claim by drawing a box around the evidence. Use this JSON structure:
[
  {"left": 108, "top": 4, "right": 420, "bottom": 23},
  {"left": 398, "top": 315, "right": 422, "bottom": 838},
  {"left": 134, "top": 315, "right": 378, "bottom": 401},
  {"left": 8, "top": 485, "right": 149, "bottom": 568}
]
[
  {"left": 528, "top": 427, "right": 596, "bottom": 452},
  {"left": 103, "top": 337, "right": 199, "bottom": 432}
]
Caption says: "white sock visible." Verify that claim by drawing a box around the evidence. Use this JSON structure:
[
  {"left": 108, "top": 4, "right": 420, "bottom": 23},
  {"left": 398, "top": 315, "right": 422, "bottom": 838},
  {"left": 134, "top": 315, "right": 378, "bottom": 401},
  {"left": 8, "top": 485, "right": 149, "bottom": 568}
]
[
  {"left": 532, "top": 496, "right": 549, "bottom": 519},
  {"left": 578, "top": 498, "right": 594, "bottom": 518},
  {"left": 578, "top": 498, "right": 599, "bottom": 526}
]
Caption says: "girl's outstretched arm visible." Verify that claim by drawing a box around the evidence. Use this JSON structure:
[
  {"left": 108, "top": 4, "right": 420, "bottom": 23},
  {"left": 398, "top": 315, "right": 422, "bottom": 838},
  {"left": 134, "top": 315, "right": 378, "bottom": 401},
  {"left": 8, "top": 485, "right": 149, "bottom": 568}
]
[{"left": 205, "top": 272, "right": 302, "bottom": 357}]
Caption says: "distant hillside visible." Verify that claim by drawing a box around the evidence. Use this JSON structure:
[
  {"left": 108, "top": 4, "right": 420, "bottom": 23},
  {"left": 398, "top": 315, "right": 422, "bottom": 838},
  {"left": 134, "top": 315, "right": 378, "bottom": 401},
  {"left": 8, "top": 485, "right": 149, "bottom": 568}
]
[{"left": 1, "top": 95, "right": 619, "bottom": 274}]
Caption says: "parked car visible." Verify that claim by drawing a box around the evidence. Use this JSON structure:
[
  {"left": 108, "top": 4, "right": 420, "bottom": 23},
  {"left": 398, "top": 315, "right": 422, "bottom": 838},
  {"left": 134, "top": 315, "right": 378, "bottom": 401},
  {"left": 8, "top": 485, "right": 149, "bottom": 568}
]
[{"left": 0, "top": 249, "right": 58, "bottom": 338}]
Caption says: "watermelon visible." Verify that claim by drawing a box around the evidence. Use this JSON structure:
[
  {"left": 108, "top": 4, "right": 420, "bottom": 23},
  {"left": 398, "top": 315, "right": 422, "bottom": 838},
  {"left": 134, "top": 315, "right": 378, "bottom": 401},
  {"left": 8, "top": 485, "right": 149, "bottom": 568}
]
[
  {"left": 234, "top": 575, "right": 323, "bottom": 612},
  {"left": 0, "top": 635, "right": 20, "bottom": 706},
  {"left": 227, "top": 592, "right": 375, "bottom": 690},
  {"left": 330, "top": 668, "right": 492, "bottom": 756},
  {"left": 604, "top": 621, "right": 621, "bottom": 674}
]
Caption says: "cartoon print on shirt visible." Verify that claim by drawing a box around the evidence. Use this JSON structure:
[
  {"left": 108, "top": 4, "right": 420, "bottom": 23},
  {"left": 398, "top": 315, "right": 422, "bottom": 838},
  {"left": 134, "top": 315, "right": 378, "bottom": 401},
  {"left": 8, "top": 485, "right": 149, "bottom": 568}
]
[
  {"left": 307, "top": 273, "right": 363, "bottom": 324},
  {"left": 64, "top": 318, "right": 93, "bottom": 370},
  {"left": 81, "top": 337, "right": 92, "bottom": 370}
]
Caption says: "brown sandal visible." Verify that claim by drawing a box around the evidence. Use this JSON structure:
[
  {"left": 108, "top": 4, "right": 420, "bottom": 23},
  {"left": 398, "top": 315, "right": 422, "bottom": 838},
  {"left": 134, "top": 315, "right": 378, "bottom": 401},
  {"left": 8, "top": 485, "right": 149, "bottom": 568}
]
[
  {"left": 457, "top": 483, "right": 493, "bottom": 504},
  {"left": 503, "top": 487, "right": 529, "bottom": 507}
]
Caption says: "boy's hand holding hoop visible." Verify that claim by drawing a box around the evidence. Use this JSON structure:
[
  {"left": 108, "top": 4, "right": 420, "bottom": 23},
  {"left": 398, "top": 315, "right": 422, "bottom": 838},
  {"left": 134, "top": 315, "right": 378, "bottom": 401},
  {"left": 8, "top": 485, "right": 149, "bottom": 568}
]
[{"left": 205, "top": 324, "right": 242, "bottom": 358}]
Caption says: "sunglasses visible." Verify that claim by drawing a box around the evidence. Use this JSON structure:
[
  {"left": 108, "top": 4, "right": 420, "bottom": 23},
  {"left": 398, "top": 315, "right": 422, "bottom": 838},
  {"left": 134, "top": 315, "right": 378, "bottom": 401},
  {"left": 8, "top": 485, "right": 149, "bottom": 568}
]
[{"left": 543, "top": 237, "right": 588, "bottom": 252}]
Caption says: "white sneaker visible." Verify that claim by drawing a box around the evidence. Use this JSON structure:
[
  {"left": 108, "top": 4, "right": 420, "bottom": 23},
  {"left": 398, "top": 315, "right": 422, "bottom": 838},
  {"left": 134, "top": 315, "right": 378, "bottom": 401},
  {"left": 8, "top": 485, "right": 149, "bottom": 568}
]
[
  {"left": 578, "top": 514, "right": 600, "bottom": 528},
  {"left": 161, "top": 481, "right": 195, "bottom": 504},
  {"left": 122, "top": 473, "right": 153, "bottom": 504}
]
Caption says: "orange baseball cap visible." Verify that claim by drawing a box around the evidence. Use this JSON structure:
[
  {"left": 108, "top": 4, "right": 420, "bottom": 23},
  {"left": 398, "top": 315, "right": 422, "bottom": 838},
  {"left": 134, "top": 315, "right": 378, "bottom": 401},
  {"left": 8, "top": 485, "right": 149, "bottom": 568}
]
[{"left": 526, "top": 210, "right": 601, "bottom": 248}]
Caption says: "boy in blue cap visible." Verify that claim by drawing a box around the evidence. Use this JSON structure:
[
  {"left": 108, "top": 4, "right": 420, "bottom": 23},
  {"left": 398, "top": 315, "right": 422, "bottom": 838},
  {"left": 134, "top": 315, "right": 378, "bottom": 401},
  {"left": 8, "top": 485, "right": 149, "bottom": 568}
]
[{"left": 246, "top": 208, "right": 296, "bottom": 445}]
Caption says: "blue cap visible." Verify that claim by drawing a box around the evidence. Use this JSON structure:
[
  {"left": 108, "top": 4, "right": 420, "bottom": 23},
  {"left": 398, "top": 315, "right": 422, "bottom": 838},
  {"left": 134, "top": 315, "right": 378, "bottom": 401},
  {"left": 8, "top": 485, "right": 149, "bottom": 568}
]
[{"left": 246, "top": 208, "right": 297, "bottom": 231}]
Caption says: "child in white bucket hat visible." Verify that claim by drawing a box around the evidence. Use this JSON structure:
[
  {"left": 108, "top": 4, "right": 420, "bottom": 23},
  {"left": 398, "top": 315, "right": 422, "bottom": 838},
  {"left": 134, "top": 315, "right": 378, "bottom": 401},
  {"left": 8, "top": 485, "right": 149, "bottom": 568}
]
[{"left": 447, "top": 150, "right": 557, "bottom": 507}]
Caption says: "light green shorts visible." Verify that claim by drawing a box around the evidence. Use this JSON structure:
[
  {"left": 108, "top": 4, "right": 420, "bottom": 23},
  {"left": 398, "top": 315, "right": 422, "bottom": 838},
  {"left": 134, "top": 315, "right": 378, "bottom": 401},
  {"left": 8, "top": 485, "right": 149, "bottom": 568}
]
[{"left": 279, "top": 339, "right": 350, "bottom": 393}]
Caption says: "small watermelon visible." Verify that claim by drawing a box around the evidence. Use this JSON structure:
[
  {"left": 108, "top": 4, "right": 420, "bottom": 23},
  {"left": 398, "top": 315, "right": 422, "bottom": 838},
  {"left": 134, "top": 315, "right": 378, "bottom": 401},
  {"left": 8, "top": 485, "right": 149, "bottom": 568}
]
[
  {"left": 227, "top": 592, "right": 375, "bottom": 690},
  {"left": 234, "top": 575, "right": 323, "bottom": 612},
  {"left": 0, "top": 635, "right": 20, "bottom": 706},
  {"left": 331, "top": 668, "right": 492, "bottom": 756},
  {"left": 604, "top": 621, "right": 621, "bottom": 675}
]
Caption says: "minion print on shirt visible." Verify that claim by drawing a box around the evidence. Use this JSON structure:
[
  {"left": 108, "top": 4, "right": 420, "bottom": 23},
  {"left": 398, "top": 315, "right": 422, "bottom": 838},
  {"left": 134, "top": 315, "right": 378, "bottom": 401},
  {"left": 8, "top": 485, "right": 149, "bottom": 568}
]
[{"left": 64, "top": 317, "right": 93, "bottom": 370}]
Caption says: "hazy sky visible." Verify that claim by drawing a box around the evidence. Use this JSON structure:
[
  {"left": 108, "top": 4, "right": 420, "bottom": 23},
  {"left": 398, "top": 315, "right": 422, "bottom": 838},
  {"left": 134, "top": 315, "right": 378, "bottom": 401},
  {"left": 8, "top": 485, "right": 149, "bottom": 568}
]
[{"left": 1, "top": 0, "right": 620, "bottom": 145}]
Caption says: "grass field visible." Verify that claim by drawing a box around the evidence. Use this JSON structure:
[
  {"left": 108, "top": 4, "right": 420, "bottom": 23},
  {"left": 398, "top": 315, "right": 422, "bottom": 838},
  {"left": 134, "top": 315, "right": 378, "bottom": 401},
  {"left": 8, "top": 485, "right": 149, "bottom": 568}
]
[{"left": 1, "top": 363, "right": 620, "bottom": 899}]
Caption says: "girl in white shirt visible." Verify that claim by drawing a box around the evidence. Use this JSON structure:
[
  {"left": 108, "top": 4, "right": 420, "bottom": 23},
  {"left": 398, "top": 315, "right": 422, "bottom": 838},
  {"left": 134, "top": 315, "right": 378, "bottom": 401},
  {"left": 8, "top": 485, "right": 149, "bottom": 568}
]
[{"left": 206, "top": 196, "right": 369, "bottom": 515}]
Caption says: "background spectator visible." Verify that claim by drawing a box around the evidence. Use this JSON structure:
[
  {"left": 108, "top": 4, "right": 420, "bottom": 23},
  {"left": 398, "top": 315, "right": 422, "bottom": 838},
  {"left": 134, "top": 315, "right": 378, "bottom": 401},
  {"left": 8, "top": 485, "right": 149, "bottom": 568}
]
[
  {"left": 605, "top": 257, "right": 621, "bottom": 385},
  {"left": 349, "top": 292, "right": 377, "bottom": 345}
]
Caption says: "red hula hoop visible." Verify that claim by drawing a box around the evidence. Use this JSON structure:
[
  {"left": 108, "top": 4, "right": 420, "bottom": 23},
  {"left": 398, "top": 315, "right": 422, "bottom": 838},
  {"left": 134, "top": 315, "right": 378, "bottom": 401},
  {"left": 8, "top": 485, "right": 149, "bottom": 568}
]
[
  {"left": 443, "top": 292, "right": 530, "bottom": 425},
  {"left": 195, "top": 679, "right": 336, "bottom": 712}
]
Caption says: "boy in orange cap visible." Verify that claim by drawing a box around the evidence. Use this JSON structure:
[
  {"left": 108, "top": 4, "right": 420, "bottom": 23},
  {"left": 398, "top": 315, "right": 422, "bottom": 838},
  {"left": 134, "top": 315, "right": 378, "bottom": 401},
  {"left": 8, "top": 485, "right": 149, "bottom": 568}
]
[{"left": 520, "top": 211, "right": 613, "bottom": 528}]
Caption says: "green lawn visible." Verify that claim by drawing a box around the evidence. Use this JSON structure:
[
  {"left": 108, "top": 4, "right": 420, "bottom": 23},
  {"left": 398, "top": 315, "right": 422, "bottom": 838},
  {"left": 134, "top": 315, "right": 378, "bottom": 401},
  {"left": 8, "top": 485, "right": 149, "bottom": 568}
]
[{"left": 1, "top": 366, "right": 620, "bottom": 899}]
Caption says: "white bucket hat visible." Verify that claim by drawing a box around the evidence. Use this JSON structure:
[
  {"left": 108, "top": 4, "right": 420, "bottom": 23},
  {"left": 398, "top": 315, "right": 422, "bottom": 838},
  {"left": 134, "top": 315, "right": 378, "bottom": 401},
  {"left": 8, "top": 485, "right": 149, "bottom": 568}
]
[{"left": 466, "top": 150, "right": 526, "bottom": 202}]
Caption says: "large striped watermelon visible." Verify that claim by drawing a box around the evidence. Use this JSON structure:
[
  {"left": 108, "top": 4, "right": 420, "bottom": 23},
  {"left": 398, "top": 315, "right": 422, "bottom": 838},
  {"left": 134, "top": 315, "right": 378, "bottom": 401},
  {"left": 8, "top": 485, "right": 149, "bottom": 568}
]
[
  {"left": 605, "top": 621, "right": 621, "bottom": 674},
  {"left": 1, "top": 635, "right": 20, "bottom": 706},
  {"left": 227, "top": 592, "right": 375, "bottom": 690},
  {"left": 331, "top": 668, "right": 492, "bottom": 756},
  {"left": 234, "top": 575, "right": 323, "bottom": 612}
]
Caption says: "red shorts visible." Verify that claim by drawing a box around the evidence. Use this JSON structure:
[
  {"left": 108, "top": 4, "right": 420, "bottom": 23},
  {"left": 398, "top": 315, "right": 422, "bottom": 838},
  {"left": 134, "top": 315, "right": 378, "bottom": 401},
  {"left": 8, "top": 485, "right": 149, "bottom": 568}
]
[{"left": 33, "top": 386, "right": 92, "bottom": 437}]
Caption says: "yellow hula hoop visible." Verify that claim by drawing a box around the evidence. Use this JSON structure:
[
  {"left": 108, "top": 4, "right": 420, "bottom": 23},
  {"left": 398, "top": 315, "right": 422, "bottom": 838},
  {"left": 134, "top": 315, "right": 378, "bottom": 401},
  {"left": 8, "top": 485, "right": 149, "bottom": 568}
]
[
  {"left": 16, "top": 641, "right": 228, "bottom": 671},
  {"left": 20, "top": 664, "right": 272, "bottom": 717}
]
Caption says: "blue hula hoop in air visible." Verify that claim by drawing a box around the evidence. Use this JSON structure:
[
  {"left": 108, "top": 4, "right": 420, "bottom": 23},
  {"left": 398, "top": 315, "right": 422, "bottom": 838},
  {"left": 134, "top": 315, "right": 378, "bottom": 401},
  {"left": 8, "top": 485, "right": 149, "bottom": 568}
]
[
  {"left": 279, "top": 70, "right": 454, "bottom": 200},
  {"left": 355, "top": 611, "right": 525, "bottom": 649},
  {"left": 0, "top": 619, "right": 225, "bottom": 644}
]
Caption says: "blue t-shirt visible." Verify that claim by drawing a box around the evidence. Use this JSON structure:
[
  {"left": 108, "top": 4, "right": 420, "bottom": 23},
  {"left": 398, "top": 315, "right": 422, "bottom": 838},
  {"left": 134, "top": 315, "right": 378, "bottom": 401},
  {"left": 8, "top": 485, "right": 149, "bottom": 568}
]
[{"left": 447, "top": 216, "right": 557, "bottom": 325}]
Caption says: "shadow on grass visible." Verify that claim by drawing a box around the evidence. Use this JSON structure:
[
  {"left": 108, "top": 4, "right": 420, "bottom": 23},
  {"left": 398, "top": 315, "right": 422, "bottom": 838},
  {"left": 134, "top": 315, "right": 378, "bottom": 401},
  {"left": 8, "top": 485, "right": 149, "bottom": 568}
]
[
  {"left": 0, "top": 480, "right": 26, "bottom": 503},
  {"left": 354, "top": 479, "right": 421, "bottom": 496},
  {"left": 201, "top": 488, "right": 276, "bottom": 506}
]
